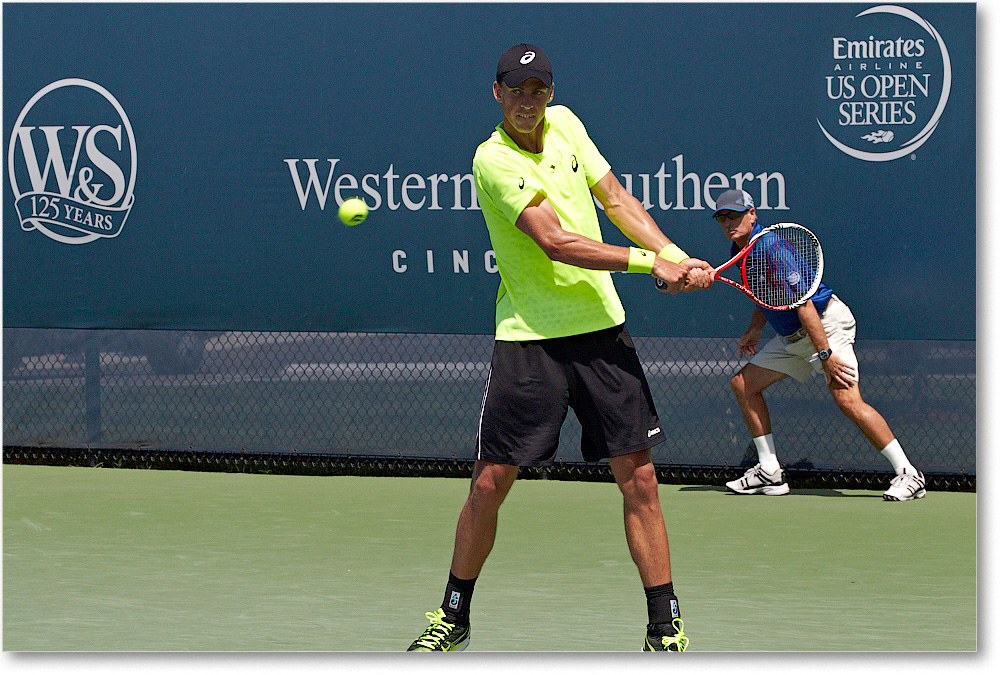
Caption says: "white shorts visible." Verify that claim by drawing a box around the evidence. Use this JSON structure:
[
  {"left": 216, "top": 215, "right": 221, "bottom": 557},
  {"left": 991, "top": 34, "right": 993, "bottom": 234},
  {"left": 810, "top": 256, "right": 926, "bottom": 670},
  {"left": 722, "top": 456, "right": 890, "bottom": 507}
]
[{"left": 750, "top": 296, "right": 859, "bottom": 383}]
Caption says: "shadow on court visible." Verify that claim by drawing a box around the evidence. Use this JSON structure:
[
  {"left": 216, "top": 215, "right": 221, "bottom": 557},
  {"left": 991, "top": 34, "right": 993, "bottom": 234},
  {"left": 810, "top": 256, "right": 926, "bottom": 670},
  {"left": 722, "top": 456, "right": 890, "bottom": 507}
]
[{"left": 677, "top": 484, "right": 887, "bottom": 498}]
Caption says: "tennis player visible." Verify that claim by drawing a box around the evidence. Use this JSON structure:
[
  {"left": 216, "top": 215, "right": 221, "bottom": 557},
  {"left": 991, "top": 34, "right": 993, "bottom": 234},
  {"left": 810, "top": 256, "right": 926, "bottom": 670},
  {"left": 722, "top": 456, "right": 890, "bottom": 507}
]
[
  {"left": 713, "top": 189, "right": 926, "bottom": 501},
  {"left": 406, "top": 43, "right": 712, "bottom": 652}
]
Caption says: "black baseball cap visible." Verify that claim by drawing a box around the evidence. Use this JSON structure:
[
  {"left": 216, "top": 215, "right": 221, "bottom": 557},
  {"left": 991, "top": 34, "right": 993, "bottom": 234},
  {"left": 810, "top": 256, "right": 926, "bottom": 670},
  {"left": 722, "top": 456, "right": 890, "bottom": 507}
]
[{"left": 496, "top": 43, "right": 553, "bottom": 87}]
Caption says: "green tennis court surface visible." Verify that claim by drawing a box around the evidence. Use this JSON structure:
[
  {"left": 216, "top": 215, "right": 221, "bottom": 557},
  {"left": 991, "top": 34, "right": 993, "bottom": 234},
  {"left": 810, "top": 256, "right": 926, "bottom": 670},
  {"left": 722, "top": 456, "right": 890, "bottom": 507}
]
[{"left": 3, "top": 464, "right": 975, "bottom": 651}]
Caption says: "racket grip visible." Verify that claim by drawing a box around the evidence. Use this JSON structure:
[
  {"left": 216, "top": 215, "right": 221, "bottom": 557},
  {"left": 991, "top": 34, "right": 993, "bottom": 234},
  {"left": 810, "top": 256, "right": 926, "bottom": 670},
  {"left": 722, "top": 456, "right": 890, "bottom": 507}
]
[{"left": 654, "top": 278, "right": 667, "bottom": 290}]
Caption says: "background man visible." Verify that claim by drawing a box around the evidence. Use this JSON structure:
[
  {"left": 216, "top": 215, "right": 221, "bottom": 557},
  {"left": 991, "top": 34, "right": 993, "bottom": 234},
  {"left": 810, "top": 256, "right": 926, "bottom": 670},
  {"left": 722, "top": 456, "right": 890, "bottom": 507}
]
[{"left": 713, "top": 189, "right": 925, "bottom": 502}]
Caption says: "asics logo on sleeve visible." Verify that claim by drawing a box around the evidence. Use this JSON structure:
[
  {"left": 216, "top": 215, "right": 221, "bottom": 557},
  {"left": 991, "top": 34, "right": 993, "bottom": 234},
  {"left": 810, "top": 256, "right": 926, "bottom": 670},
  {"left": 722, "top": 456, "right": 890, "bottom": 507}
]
[{"left": 518, "top": 177, "right": 524, "bottom": 189}]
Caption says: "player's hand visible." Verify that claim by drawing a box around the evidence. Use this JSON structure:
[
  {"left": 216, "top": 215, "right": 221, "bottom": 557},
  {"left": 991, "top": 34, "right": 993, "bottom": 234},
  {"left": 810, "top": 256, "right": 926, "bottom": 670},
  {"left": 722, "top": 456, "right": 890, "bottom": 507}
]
[
  {"left": 680, "top": 257, "right": 713, "bottom": 274},
  {"left": 652, "top": 259, "right": 687, "bottom": 294},
  {"left": 682, "top": 267, "right": 713, "bottom": 292},
  {"left": 822, "top": 353, "right": 858, "bottom": 389},
  {"left": 737, "top": 330, "right": 761, "bottom": 357},
  {"left": 678, "top": 258, "right": 713, "bottom": 292}
]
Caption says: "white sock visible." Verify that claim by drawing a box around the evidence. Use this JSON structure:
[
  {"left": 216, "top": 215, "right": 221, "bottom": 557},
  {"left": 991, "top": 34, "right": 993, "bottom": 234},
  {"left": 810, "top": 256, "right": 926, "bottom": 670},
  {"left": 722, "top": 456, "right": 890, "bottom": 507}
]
[
  {"left": 879, "top": 439, "right": 915, "bottom": 475},
  {"left": 753, "top": 434, "right": 781, "bottom": 473}
]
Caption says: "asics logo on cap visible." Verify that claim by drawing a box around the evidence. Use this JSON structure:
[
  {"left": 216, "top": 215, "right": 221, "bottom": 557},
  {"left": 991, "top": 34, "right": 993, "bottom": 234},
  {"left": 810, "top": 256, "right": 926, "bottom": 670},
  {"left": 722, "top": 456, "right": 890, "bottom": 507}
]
[{"left": 520, "top": 51, "right": 535, "bottom": 64}]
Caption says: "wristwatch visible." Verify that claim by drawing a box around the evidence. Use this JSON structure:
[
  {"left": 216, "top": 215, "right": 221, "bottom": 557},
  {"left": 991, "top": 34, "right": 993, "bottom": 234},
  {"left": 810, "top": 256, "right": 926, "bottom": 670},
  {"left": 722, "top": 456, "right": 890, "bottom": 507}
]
[{"left": 817, "top": 349, "right": 833, "bottom": 361}]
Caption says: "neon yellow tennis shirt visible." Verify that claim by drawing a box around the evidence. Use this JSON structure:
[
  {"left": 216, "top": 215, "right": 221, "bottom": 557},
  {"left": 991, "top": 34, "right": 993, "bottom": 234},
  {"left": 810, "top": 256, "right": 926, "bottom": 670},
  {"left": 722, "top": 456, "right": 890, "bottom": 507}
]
[{"left": 473, "top": 105, "right": 625, "bottom": 341}]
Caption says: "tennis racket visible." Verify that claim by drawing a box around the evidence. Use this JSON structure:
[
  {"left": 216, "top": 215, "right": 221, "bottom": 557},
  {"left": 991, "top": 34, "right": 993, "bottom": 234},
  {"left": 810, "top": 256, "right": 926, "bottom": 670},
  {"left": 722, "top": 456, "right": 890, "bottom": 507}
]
[{"left": 656, "top": 223, "right": 824, "bottom": 310}]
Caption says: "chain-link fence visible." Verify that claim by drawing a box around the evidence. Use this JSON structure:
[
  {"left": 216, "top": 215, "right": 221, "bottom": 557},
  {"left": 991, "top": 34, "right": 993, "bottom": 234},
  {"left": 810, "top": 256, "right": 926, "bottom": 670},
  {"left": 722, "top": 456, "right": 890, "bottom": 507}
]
[{"left": 3, "top": 328, "right": 975, "bottom": 489}]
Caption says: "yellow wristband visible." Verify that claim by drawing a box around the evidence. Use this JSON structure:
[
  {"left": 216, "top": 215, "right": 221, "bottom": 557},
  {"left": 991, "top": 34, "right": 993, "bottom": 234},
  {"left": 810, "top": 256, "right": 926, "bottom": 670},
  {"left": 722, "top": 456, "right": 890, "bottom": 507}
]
[
  {"left": 627, "top": 247, "right": 656, "bottom": 274},
  {"left": 657, "top": 243, "right": 688, "bottom": 264}
]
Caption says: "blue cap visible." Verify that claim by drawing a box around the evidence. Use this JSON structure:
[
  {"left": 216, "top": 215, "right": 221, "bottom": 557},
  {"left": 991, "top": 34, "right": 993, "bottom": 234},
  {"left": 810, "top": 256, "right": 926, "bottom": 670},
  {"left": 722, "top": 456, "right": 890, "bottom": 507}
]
[{"left": 712, "top": 189, "right": 755, "bottom": 217}]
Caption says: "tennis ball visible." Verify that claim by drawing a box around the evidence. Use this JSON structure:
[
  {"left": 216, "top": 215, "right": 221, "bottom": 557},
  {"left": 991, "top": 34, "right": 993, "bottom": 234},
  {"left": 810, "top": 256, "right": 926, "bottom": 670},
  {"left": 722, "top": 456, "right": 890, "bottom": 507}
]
[{"left": 338, "top": 197, "right": 368, "bottom": 226}]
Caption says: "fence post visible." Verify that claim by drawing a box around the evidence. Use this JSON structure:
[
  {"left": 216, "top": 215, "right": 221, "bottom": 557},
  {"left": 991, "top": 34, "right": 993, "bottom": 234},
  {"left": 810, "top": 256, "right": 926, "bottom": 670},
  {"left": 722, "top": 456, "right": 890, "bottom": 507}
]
[{"left": 85, "top": 342, "right": 101, "bottom": 442}]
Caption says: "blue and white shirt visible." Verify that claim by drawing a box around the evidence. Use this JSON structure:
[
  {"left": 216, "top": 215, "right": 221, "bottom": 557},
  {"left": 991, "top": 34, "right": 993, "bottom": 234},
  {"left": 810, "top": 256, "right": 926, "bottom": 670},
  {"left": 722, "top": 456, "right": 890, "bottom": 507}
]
[{"left": 732, "top": 222, "right": 833, "bottom": 336}]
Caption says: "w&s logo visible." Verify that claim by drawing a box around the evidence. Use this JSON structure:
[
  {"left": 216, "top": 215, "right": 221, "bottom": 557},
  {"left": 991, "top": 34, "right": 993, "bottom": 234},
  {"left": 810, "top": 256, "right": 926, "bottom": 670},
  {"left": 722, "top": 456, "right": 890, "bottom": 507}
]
[{"left": 8, "top": 79, "right": 137, "bottom": 244}]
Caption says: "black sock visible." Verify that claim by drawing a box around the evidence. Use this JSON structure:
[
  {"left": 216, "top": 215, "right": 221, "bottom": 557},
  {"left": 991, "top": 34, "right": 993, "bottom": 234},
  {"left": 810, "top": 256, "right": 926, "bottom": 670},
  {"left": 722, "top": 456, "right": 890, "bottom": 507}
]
[
  {"left": 441, "top": 572, "right": 476, "bottom": 624},
  {"left": 644, "top": 582, "right": 681, "bottom": 635}
]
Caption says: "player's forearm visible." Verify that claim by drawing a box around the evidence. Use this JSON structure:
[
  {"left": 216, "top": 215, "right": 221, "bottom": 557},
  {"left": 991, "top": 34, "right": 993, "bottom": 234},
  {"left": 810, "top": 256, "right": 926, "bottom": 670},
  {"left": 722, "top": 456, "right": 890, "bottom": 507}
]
[
  {"left": 796, "top": 301, "right": 830, "bottom": 350},
  {"left": 604, "top": 199, "right": 674, "bottom": 255},
  {"left": 592, "top": 172, "right": 683, "bottom": 257},
  {"left": 540, "top": 231, "right": 631, "bottom": 271},
  {"left": 517, "top": 194, "right": 641, "bottom": 271},
  {"left": 747, "top": 308, "right": 768, "bottom": 334}
]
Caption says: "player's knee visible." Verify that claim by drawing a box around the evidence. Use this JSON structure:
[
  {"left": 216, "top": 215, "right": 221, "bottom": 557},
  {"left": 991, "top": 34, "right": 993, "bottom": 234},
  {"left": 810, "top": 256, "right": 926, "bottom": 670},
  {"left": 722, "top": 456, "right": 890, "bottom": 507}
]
[
  {"left": 833, "top": 391, "right": 865, "bottom": 419},
  {"left": 730, "top": 372, "right": 747, "bottom": 399},
  {"left": 620, "top": 463, "right": 659, "bottom": 505},
  {"left": 469, "top": 467, "right": 514, "bottom": 507}
]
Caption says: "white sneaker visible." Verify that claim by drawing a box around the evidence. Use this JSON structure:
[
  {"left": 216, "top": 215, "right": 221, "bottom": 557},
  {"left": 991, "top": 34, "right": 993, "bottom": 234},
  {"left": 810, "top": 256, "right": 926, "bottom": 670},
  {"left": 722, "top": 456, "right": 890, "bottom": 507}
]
[
  {"left": 883, "top": 469, "right": 927, "bottom": 501},
  {"left": 725, "top": 463, "right": 790, "bottom": 495}
]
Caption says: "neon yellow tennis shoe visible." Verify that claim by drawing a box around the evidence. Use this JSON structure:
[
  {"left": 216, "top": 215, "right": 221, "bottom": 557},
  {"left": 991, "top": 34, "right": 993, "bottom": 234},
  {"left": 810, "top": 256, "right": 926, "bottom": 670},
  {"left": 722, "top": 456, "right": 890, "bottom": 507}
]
[
  {"left": 642, "top": 618, "right": 689, "bottom": 651},
  {"left": 407, "top": 608, "right": 470, "bottom": 651}
]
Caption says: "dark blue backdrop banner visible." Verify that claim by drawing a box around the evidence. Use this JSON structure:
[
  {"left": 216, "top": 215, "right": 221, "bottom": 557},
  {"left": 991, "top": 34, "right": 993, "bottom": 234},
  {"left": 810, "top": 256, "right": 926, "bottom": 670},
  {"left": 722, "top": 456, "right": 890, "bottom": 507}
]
[{"left": 3, "top": 3, "right": 976, "bottom": 340}]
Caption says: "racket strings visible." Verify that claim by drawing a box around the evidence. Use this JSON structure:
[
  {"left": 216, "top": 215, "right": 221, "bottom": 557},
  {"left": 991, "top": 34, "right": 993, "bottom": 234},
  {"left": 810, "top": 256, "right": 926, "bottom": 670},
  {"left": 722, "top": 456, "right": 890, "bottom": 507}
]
[{"left": 744, "top": 229, "right": 821, "bottom": 308}]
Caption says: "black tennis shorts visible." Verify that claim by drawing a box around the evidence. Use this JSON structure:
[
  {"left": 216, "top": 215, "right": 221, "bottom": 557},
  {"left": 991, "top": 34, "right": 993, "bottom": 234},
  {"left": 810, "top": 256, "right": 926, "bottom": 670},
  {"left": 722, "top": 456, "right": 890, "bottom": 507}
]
[{"left": 476, "top": 324, "right": 665, "bottom": 466}]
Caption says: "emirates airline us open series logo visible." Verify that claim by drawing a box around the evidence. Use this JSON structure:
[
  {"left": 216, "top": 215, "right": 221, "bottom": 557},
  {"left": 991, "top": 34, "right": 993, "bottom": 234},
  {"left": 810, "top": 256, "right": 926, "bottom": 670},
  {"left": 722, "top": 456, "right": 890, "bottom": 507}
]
[
  {"left": 818, "top": 5, "right": 951, "bottom": 161},
  {"left": 8, "top": 79, "right": 137, "bottom": 244}
]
